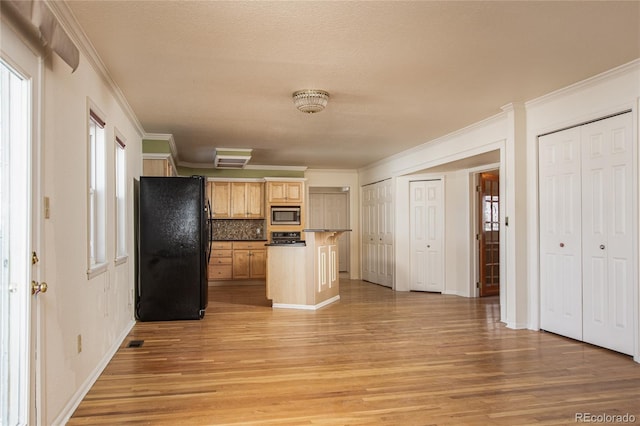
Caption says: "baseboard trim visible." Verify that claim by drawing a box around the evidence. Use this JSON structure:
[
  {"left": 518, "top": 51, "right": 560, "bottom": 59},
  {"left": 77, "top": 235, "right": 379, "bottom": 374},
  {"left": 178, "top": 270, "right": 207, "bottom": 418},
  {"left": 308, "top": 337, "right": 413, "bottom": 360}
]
[
  {"left": 273, "top": 295, "right": 340, "bottom": 310},
  {"left": 52, "top": 320, "right": 135, "bottom": 425}
]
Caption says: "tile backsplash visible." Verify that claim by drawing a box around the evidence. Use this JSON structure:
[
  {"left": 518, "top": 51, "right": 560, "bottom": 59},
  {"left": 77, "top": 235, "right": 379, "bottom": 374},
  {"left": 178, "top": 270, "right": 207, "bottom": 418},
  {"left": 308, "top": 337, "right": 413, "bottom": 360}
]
[{"left": 212, "top": 219, "right": 265, "bottom": 240}]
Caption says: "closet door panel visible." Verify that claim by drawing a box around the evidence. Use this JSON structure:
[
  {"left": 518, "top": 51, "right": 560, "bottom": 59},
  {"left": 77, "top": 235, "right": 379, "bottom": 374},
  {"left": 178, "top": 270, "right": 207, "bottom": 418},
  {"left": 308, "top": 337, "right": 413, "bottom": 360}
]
[
  {"left": 581, "top": 113, "right": 634, "bottom": 355},
  {"left": 539, "top": 127, "right": 583, "bottom": 340}
]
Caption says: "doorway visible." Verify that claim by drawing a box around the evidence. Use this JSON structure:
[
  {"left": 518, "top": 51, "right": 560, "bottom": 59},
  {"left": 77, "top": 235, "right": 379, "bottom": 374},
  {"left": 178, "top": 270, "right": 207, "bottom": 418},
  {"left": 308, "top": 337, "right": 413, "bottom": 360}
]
[
  {"left": 477, "top": 170, "right": 500, "bottom": 297},
  {"left": 308, "top": 187, "right": 350, "bottom": 273},
  {"left": 1, "top": 21, "right": 43, "bottom": 425}
]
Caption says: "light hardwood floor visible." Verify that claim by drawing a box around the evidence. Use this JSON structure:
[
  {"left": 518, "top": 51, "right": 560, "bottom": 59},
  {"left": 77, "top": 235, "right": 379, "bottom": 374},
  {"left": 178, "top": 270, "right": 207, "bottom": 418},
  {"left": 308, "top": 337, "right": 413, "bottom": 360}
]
[{"left": 68, "top": 280, "right": 640, "bottom": 425}]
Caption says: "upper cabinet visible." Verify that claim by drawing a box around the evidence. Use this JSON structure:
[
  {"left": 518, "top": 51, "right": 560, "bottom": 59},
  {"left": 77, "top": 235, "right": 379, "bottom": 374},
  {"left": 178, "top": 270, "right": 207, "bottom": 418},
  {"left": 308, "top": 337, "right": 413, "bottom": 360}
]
[
  {"left": 230, "top": 182, "right": 264, "bottom": 218},
  {"left": 142, "top": 157, "right": 176, "bottom": 176},
  {"left": 210, "top": 181, "right": 264, "bottom": 219},
  {"left": 267, "top": 181, "right": 303, "bottom": 204},
  {"left": 210, "top": 181, "right": 231, "bottom": 218}
]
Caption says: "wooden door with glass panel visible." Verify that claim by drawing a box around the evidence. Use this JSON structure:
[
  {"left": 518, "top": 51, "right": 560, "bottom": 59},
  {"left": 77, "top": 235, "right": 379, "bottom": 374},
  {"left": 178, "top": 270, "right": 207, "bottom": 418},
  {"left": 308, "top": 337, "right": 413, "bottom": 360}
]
[{"left": 478, "top": 171, "right": 499, "bottom": 297}]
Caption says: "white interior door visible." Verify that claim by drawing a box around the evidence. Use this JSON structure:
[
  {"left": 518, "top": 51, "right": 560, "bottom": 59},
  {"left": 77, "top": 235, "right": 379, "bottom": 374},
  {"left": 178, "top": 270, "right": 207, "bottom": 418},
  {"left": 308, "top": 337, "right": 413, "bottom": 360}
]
[
  {"left": 581, "top": 113, "right": 634, "bottom": 355},
  {"left": 539, "top": 127, "right": 583, "bottom": 340},
  {"left": 361, "top": 185, "right": 376, "bottom": 282},
  {"left": 376, "top": 180, "right": 394, "bottom": 287},
  {"left": 1, "top": 23, "right": 41, "bottom": 426},
  {"left": 409, "top": 180, "right": 443, "bottom": 292}
]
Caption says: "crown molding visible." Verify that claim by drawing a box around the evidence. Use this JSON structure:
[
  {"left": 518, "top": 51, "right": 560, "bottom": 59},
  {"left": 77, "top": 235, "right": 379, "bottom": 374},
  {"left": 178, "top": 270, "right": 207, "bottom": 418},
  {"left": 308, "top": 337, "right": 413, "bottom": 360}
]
[
  {"left": 177, "top": 161, "right": 308, "bottom": 171},
  {"left": 45, "top": 0, "right": 145, "bottom": 138},
  {"left": 143, "top": 133, "right": 178, "bottom": 159},
  {"left": 358, "top": 111, "right": 506, "bottom": 174},
  {"left": 525, "top": 59, "right": 640, "bottom": 109}
]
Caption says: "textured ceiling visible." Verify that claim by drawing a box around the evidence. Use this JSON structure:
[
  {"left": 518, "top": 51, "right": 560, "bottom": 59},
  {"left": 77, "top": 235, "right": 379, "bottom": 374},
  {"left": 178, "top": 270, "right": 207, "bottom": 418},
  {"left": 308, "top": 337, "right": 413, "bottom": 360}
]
[{"left": 66, "top": 1, "right": 639, "bottom": 170}]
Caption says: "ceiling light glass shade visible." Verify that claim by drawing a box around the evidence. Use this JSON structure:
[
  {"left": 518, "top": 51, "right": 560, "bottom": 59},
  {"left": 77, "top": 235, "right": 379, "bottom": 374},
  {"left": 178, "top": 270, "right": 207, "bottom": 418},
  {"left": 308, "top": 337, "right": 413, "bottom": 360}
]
[{"left": 292, "top": 90, "right": 329, "bottom": 113}]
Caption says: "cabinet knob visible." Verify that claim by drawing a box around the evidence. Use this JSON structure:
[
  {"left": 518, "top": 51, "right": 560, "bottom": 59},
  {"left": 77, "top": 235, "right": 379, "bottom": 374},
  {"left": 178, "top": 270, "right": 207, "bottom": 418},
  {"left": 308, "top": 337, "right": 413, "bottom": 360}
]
[
  {"left": 559, "top": 243, "right": 565, "bottom": 248},
  {"left": 599, "top": 244, "right": 605, "bottom": 250}
]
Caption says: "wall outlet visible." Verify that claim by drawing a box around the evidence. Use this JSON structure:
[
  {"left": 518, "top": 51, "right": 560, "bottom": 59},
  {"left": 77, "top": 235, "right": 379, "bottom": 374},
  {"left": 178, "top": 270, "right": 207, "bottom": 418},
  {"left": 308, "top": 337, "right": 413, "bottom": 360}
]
[{"left": 77, "top": 334, "right": 82, "bottom": 353}]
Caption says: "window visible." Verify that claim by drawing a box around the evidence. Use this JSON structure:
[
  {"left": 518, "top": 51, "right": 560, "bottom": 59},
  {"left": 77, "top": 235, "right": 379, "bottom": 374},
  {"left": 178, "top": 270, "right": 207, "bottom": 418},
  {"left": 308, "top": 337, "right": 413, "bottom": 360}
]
[
  {"left": 115, "top": 135, "right": 127, "bottom": 263},
  {"left": 88, "top": 108, "right": 106, "bottom": 276}
]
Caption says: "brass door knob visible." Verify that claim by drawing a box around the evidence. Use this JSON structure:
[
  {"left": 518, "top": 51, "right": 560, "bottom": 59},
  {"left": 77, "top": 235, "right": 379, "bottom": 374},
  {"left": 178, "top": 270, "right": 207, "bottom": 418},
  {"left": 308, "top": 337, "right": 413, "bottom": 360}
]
[{"left": 31, "top": 281, "right": 48, "bottom": 295}]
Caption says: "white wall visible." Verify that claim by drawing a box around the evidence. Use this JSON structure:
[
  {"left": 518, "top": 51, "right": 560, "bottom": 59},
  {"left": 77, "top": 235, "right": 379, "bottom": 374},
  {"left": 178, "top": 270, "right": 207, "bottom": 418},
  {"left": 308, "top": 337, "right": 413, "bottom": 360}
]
[
  {"left": 304, "top": 169, "right": 360, "bottom": 279},
  {"left": 40, "top": 42, "right": 143, "bottom": 425}
]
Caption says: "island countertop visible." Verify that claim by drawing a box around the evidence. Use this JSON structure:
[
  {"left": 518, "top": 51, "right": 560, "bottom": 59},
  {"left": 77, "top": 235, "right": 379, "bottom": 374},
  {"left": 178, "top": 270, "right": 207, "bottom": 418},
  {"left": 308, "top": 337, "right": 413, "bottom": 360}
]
[{"left": 303, "top": 229, "right": 352, "bottom": 233}]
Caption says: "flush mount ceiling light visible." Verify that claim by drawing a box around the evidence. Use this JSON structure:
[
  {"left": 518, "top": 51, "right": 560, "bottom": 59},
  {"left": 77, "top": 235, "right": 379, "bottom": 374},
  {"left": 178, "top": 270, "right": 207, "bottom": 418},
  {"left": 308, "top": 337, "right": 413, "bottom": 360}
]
[{"left": 292, "top": 90, "right": 330, "bottom": 113}]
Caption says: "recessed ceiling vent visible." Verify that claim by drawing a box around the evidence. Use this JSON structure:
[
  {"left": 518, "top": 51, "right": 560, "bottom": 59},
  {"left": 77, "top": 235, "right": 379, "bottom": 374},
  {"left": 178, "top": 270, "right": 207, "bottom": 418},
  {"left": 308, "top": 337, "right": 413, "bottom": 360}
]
[{"left": 214, "top": 148, "right": 252, "bottom": 169}]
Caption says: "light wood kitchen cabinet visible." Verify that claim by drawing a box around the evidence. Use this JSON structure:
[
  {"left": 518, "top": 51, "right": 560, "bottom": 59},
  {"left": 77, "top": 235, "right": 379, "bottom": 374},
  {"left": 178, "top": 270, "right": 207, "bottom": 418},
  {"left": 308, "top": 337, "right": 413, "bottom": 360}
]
[
  {"left": 211, "top": 181, "right": 231, "bottom": 218},
  {"left": 230, "top": 182, "right": 264, "bottom": 218},
  {"left": 231, "top": 241, "right": 266, "bottom": 279},
  {"left": 267, "top": 181, "right": 303, "bottom": 204},
  {"left": 143, "top": 158, "right": 176, "bottom": 176},
  {"left": 208, "top": 242, "right": 233, "bottom": 280}
]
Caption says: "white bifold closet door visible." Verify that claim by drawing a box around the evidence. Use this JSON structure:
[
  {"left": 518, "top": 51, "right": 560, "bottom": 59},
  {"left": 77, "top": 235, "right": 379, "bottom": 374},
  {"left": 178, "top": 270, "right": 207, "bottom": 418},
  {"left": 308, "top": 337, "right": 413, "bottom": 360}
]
[{"left": 539, "top": 112, "right": 634, "bottom": 355}]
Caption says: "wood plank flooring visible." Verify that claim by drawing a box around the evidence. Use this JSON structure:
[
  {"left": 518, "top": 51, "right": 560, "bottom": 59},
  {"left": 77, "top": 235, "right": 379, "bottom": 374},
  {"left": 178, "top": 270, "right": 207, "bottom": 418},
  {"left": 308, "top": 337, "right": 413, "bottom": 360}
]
[{"left": 68, "top": 280, "right": 640, "bottom": 425}]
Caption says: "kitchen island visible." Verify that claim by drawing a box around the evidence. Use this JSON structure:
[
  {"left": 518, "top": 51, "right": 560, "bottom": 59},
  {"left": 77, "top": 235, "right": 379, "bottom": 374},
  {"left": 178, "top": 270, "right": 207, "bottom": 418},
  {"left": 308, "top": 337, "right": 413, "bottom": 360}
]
[{"left": 266, "top": 229, "right": 351, "bottom": 309}]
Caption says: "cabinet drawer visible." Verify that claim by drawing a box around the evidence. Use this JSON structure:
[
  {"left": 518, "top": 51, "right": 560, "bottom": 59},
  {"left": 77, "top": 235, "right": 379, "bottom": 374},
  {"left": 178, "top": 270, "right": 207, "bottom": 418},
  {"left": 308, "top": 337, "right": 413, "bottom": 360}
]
[
  {"left": 211, "top": 242, "right": 232, "bottom": 250},
  {"left": 209, "top": 265, "right": 232, "bottom": 280},
  {"left": 211, "top": 249, "right": 232, "bottom": 258},
  {"left": 210, "top": 256, "right": 232, "bottom": 265},
  {"left": 233, "top": 241, "right": 267, "bottom": 250}
]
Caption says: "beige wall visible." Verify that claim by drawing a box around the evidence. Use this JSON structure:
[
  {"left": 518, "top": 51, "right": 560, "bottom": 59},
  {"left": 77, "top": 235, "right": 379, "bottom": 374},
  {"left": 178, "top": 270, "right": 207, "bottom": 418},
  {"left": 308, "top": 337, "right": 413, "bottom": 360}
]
[{"left": 40, "top": 46, "right": 143, "bottom": 423}]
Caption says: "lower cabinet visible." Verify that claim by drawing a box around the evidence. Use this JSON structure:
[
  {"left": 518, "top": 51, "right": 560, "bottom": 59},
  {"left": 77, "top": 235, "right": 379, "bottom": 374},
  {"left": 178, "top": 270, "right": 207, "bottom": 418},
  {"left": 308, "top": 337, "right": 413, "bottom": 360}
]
[
  {"left": 208, "top": 242, "right": 233, "bottom": 280},
  {"left": 209, "top": 241, "right": 266, "bottom": 281}
]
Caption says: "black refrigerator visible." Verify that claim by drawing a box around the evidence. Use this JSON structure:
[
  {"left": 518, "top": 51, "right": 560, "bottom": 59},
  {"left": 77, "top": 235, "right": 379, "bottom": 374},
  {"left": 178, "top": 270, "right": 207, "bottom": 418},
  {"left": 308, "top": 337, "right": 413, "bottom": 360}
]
[{"left": 136, "top": 176, "right": 211, "bottom": 321}]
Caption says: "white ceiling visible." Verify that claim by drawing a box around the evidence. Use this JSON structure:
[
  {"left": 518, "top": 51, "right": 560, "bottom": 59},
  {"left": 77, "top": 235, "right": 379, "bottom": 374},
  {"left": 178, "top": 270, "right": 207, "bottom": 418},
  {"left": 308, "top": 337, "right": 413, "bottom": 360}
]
[{"left": 65, "top": 1, "right": 639, "bottom": 170}]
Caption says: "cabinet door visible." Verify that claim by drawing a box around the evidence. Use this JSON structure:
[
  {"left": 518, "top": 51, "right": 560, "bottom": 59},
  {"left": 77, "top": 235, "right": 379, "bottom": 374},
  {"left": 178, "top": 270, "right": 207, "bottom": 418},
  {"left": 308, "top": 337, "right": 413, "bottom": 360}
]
[
  {"left": 212, "top": 182, "right": 231, "bottom": 218},
  {"left": 230, "top": 182, "right": 248, "bottom": 218},
  {"left": 246, "top": 182, "right": 264, "bottom": 218},
  {"left": 268, "top": 182, "right": 287, "bottom": 203},
  {"left": 268, "top": 181, "right": 303, "bottom": 204},
  {"left": 143, "top": 158, "right": 173, "bottom": 176},
  {"left": 285, "top": 182, "right": 303, "bottom": 203},
  {"left": 249, "top": 249, "right": 266, "bottom": 278},
  {"left": 232, "top": 250, "right": 250, "bottom": 279}
]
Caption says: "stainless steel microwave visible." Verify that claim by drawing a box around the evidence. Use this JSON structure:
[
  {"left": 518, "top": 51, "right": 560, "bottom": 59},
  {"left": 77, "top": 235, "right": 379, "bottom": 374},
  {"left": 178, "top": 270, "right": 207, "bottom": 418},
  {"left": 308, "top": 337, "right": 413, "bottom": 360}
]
[{"left": 271, "top": 206, "right": 301, "bottom": 225}]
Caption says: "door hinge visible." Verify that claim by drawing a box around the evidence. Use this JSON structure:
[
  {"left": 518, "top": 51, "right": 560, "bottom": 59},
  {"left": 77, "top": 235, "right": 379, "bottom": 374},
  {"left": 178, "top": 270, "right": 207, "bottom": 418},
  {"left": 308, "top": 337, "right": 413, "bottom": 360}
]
[
  {"left": 476, "top": 282, "right": 480, "bottom": 289},
  {"left": 475, "top": 234, "right": 481, "bottom": 241},
  {"left": 476, "top": 185, "right": 482, "bottom": 192}
]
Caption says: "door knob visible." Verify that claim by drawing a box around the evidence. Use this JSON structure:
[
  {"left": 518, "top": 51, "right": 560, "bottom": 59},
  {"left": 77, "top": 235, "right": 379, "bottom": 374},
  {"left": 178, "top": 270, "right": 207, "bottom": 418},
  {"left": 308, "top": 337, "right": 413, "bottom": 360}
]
[
  {"left": 599, "top": 244, "right": 605, "bottom": 250},
  {"left": 31, "top": 281, "right": 48, "bottom": 295}
]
